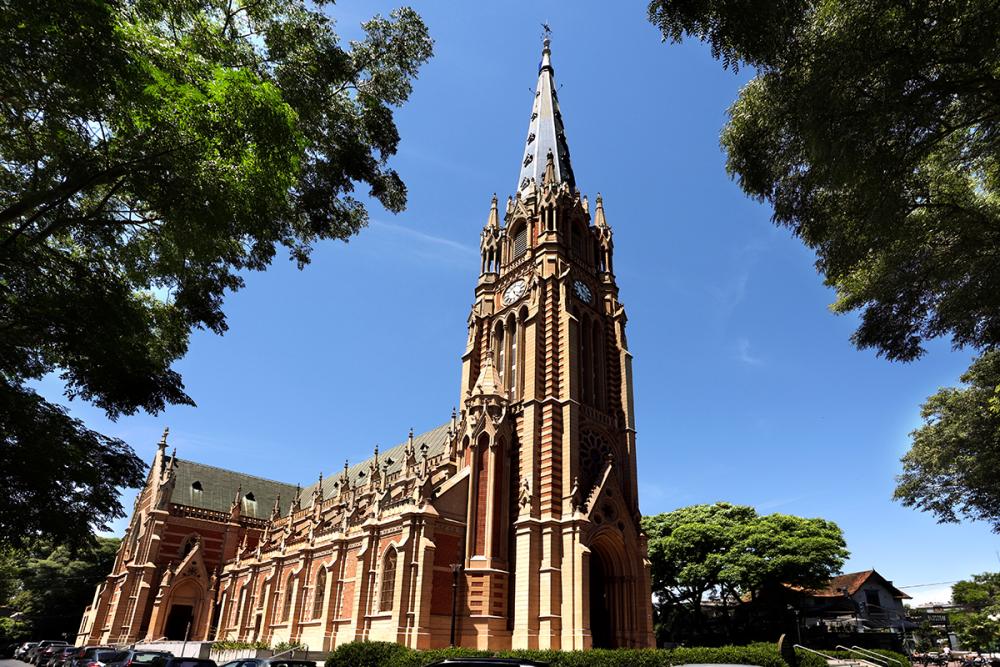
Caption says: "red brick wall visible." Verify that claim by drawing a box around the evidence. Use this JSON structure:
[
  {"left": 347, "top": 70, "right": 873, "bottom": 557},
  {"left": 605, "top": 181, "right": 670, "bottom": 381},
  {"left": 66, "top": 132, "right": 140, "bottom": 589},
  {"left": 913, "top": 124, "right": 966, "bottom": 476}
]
[
  {"left": 430, "top": 534, "right": 459, "bottom": 615},
  {"left": 474, "top": 450, "right": 488, "bottom": 555}
]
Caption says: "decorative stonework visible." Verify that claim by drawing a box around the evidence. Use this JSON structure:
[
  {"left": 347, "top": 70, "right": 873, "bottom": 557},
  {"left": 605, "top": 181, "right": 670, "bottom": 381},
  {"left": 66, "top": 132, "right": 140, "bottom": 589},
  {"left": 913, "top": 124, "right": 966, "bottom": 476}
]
[{"left": 77, "top": 36, "right": 654, "bottom": 652}]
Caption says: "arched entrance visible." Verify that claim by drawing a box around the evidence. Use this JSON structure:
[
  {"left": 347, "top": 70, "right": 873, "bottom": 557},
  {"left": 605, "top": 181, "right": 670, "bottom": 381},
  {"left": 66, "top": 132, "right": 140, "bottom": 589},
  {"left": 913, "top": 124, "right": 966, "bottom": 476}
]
[
  {"left": 589, "top": 547, "right": 614, "bottom": 648},
  {"left": 164, "top": 579, "right": 202, "bottom": 640}
]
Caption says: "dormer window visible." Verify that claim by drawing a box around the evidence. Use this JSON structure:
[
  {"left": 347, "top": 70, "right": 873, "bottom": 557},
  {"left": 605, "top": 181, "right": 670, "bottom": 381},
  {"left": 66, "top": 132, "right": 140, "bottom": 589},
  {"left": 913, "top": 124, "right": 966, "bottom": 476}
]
[
  {"left": 191, "top": 481, "right": 203, "bottom": 491},
  {"left": 244, "top": 492, "right": 255, "bottom": 502}
]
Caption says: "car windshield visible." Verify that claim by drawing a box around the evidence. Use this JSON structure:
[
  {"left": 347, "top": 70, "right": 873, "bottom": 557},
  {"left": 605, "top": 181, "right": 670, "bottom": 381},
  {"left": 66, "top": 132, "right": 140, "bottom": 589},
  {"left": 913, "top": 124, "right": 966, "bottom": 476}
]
[
  {"left": 171, "top": 660, "right": 216, "bottom": 667},
  {"left": 95, "top": 651, "right": 121, "bottom": 662},
  {"left": 132, "top": 654, "right": 169, "bottom": 663}
]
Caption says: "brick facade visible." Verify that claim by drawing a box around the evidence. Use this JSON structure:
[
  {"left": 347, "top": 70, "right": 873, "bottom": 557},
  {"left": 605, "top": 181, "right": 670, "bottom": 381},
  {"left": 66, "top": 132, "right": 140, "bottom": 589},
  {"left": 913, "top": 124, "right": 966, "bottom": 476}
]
[{"left": 77, "top": 37, "right": 654, "bottom": 651}]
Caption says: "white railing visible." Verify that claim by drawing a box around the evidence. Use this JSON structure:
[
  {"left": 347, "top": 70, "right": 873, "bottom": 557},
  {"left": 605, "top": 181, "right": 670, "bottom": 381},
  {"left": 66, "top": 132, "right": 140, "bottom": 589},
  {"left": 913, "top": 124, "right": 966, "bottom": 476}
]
[
  {"left": 269, "top": 644, "right": 307, "bottom": 659},
  {"left": 795, "top": 644, "right": 865, "bottom": 667},
  {"left": 838, "top": 646, "right": 891, "bottom": 667},
  {"left": 851, "top": 646, "right": 904, "bottom": 667}
]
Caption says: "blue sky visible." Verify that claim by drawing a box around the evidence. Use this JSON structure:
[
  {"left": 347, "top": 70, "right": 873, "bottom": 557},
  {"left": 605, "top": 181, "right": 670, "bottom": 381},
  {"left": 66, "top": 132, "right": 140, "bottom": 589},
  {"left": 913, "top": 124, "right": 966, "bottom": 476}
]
[{"left": 37, "top": 1, "right": 998, "bottom": 605}]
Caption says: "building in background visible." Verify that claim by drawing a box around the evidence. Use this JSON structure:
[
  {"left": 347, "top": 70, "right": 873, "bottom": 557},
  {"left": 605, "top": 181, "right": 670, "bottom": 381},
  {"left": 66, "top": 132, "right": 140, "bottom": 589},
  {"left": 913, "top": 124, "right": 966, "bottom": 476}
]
[{"left": 77, "top": 36, "right": 655, "bottom": 651}]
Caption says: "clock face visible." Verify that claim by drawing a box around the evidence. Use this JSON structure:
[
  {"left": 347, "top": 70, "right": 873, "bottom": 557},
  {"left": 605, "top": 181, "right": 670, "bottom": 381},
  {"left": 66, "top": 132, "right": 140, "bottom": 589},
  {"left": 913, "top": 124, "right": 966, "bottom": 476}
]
[
  {"left": 502, "top": 279, "right": 527, "bottom": 306},
  {"left": 573, "top": 280, "right": 593, "bottom": 304}
]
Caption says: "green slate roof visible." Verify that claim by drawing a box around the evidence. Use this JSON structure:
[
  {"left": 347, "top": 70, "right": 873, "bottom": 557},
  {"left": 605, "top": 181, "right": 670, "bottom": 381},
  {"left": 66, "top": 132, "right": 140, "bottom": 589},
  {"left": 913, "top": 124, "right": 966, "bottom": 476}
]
[
  {"left": 301, "top": 422, "right": 452, "bottom": 507},
  {"left": 171, "top": 458, "right": 299, "bottom": 519},
  {"left": 166, "top": 422, "right": 452, "bottom": 518}
]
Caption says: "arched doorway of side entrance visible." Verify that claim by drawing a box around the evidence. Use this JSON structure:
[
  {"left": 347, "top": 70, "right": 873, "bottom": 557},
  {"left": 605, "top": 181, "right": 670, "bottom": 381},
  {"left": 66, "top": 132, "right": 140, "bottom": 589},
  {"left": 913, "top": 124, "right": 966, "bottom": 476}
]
[
  {"left": 163, "top": 579, "right": 203, "bottom": 640},
  {"left": 588, "top": 532, "right": 629, "bottom": 649},
  {"left": 589, "top": 546, "right": 614, "bottom": 648}
]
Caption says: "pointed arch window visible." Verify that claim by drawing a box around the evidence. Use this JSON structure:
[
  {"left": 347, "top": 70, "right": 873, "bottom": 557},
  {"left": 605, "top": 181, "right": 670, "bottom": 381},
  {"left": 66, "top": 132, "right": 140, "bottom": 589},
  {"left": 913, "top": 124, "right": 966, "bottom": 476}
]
[
  {"left": 282, "top": 573, "right": 295, "bottom": 622},
  {"left": 179, "top": 533, "right": 199, "bottom": 558},
  {"left": 513, "top": 224, "right": 527, "bottom": 259},
  {"left": 508, "top": 317, "right": 518, "bottom": 399},
  {"left": 312, "top": 568, "right": 327, "bottom": 619},
  {"left": 379, "top": 548, "right": 397, "bottom": 612},
  {"left": 233, "top": 582, "right": 247, "bottom": 626},
  {"left": 494, "top": 324, "right": 506, "bottom": 384}
]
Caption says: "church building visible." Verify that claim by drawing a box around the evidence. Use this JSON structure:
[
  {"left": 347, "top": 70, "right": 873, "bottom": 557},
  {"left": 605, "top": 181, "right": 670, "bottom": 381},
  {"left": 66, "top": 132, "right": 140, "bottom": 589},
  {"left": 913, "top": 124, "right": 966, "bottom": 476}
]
[{"left": 77, "top": 36, "right": 655, "bottom": 651}]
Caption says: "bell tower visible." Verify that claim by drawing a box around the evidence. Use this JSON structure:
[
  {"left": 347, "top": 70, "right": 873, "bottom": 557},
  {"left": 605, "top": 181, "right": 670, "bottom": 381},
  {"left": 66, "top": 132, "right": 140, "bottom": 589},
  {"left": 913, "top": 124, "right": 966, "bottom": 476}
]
[{"left": 455, "top": 35, "right": 654, "bottom": 650}]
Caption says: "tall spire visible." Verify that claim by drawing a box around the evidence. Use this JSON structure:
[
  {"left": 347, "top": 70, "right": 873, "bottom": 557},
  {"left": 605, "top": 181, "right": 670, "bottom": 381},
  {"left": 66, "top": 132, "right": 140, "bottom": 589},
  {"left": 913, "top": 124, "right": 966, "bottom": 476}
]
[{"left": 516, "top": 32, "right": 575, "bottom": 194}]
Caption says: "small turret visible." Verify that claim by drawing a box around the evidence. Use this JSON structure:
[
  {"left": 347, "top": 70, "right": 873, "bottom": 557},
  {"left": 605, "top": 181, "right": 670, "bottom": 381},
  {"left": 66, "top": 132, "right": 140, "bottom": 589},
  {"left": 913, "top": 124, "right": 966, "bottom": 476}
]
[
  {"left": 229, "top": 484, "right": 243, "bottom": 520},
  {"left": 157, "top": 427, "right": 170, "bottom": 474},
  {"left": 594, "top": 193, "right": 608, "bottom": 229}
]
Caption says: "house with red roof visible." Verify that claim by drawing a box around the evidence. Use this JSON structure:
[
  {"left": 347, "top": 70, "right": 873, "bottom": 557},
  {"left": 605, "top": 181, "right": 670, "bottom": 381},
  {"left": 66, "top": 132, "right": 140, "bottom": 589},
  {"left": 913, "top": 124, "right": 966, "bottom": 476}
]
[{"left": 788, "top": 569, "right": 912, "bottom": 633}]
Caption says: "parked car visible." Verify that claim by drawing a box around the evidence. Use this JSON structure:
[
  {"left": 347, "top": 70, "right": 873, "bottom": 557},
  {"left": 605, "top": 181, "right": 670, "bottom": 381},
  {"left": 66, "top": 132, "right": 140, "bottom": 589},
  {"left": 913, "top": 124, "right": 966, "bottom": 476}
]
[
  {"left": 75, "top": 649, "right": 127, "bottom": 667},
  {"left": 47, "top": 647, "right": 79, "bottom": 667},
  {"left": 67, "top": 646, "right": 114, "bottom": 667},
  {"left": 147, "top": 658, "right": 216, "bottom": 667},
  {"left": 32, "top": 642, "right": 69, "bottom": 665},
  {"left": 17, "top": 643, "right": 39, "bottom": 661},
  {"left": 105, "top": 651, "right": 173, "bottom": 667},
  {"left": 218, "top": 660, "right": 314, "bottom": 667}
]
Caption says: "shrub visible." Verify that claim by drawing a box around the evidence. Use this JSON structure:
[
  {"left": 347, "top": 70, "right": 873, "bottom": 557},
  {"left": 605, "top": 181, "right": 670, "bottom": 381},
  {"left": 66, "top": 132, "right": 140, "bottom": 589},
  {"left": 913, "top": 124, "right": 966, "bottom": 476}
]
[
  {"left": 796, "top": 647, "right": 911, "bottom": 667},
  {"left": 795, "top": 648, "right": 829, "bottom": 667},
  {"left": 210, "top": 641, "right": 269, "bottom": 651},
  {"left": 325, "top": 640, "right": 792, "bottom": 667},
  {"left": 826, "top": 649, "right": 911, "bottom": 667},
  {"left": 326, "top": 641, "right": 409, "bottom": 667}
]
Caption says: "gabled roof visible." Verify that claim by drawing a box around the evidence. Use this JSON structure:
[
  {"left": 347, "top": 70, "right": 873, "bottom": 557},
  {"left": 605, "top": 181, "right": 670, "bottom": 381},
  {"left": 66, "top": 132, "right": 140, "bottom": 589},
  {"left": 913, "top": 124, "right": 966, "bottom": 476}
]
[
  {"left": 516, "top": 36, "right": 575, "bottom": 194},
  {"left": 165, "top": 422, "right": 453, "bottom": 518},
  {"left": 171, "top": 459, "right": 298, "bottom": 518},
  {"left": 796, "top": 570, "right": 911, "bottom": 600},
  {"left": 300, "top": 422, "right": 453, "bottom": 507}
]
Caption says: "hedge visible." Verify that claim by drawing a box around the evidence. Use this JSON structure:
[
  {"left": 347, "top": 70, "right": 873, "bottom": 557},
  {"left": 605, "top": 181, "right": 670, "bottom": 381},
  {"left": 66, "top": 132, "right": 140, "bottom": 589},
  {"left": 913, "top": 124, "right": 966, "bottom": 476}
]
[
  {"left": 795, "top": 647, "right": 912, "bottom": 667},
  {"left": 327, "top": 640, "right": 793, "bottom": 667}
]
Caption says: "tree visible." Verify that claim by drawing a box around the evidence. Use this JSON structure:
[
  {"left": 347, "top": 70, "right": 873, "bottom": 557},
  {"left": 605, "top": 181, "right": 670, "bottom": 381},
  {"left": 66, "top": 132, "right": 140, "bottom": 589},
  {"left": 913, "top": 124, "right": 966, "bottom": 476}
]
[
  {"left": 953, "top": 572, "right": 1000, "bottom": 610},
  {"left": 0, "top": 537, "right": 121, "bottom": 643},
  {"left": 949, "top": 573, "right": 1000, "bottom": 652},
  {"left": 0, "top": 1, "right": 433, "bottom": 546},
  {"left": 894, "top": 351, "right": 1000, "bottom": 531},
  {"left": 642, "top": 503, "right": 848, "bottom": 644},
  {"left": 646, "top": 0, "right": 1000, "bottom": 529}
]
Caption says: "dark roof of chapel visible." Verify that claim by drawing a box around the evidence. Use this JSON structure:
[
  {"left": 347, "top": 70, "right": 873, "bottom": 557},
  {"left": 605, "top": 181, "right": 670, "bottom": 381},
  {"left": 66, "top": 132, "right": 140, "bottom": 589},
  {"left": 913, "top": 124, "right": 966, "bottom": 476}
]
[
  {"left": 172, "top": 458, "right": 299, "bottom": 519},
  {"left": 165, "top": 422, "right": 453, "bottom": 518},
  {"left": 301, "top": 422, "right": 452, "bottom": 507}
]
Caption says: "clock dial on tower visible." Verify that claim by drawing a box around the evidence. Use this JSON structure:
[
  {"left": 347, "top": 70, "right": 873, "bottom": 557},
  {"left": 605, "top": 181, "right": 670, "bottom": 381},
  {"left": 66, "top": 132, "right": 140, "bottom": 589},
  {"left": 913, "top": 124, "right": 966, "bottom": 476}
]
[
  {"left": 502, "top": 278, "right": 527, "bottom": 306},
  {"left": 573, "top": 279, "right": 592, "bottom": 304}
]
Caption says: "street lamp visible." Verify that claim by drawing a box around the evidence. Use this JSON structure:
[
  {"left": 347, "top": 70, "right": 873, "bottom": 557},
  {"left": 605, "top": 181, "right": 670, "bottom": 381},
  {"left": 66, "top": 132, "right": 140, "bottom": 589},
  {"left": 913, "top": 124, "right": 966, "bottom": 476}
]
[{"left": 787, "top": 605, "right": 802, "bottom": 644}]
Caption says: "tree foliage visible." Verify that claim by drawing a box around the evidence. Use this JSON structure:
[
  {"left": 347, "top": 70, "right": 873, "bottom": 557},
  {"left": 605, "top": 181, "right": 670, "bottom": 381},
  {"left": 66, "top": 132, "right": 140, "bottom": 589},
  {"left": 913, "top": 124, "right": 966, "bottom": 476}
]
[
  {"left": 642, "top": 503, "right": 848, "bottom": 644},
  {"left": 0, "top": 0, "right": 432, "bottom": 546},
  {"left": 949, "top": 573, "right": 1000, "bottom": 652},
  {"left": 894, "top": 351, "right": 1000, "bottom": 531},
  {"left": 647, "top": 0, "right": 1000, "bottom": 531},
  {"left": 0, "top": 537, "right": 121, "bottom": 643},
  {"left": 648, "top": 0, "right": 1000, "bottom": 363}
]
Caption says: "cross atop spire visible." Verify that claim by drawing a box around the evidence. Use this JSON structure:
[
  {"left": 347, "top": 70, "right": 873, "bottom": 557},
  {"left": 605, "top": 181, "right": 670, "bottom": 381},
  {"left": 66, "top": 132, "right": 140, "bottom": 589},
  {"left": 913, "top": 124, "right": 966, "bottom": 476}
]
[{"left": 516, "top": 32, "right": 575, "bottom": 194}]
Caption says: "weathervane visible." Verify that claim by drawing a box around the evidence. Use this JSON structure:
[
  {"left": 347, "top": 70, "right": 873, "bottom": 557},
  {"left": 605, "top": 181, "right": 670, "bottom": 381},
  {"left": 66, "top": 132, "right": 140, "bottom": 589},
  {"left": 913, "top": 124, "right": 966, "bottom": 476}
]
[{"left": 541, "top": 22, "right": 551, "bottom": 41}]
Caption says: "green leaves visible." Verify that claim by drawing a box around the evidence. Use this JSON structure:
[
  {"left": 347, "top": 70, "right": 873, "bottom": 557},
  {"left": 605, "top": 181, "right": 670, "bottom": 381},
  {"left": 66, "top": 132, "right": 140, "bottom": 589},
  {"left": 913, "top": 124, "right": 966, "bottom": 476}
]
[
  {"left": 0, "top": 0, "right": 432, "bottom": 546},
  {"left": 649, "top": 0, "right": 1000, "bottom": 362},
  {"left": 949, "top": 575, "right": 1000, "bottom": 653},
  {"left": 894, "top": 351, "right": 1000, "bottom": 531},
  {"left": 649, "top": 0, "right": 1000, "bottom": 537},
  {"left": 0, "top": 536, "right": 122, "bottom": 641},
  {"left": 642, "top": 503, "right": 848, "bottom": 644}
]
